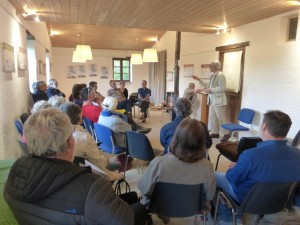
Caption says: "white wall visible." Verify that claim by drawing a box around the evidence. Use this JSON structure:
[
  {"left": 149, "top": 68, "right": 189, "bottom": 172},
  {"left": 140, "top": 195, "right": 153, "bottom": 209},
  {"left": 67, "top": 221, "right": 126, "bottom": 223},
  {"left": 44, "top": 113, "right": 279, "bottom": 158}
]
[
  {"left": 0, "top": 0, "right": 52, "bottom": 159},
  {"left": 156, "top": 10, "right": 300, "bottom": 139},
  {"left": 52, "top": 48, "right": 150, "bottom": 99}
]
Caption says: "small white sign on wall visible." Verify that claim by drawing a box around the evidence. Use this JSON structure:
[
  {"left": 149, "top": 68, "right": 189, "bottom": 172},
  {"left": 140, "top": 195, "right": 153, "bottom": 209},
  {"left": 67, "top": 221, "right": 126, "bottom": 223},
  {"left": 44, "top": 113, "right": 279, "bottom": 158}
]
[{"left": 183, "top": 64, "right": 194, "bottom": 77}]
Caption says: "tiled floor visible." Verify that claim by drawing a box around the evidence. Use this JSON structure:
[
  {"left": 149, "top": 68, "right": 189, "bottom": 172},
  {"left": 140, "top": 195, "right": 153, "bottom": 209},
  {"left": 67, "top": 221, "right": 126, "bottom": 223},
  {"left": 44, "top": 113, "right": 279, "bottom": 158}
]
[{"left": 118, "top": 110, "right": 300, "bottom": 225}]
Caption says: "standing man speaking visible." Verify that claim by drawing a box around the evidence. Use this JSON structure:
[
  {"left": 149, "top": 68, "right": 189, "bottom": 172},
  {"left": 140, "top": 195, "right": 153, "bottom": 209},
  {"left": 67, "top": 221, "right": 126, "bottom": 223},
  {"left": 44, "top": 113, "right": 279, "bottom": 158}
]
[{"left": 193, "top": 60, "right": 230, "bottom": 142}]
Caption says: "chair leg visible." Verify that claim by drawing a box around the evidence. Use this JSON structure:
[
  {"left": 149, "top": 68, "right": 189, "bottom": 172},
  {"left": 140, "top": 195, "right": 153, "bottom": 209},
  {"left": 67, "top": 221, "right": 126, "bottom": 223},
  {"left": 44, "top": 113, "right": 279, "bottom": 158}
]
[
  {"left": 215, "top": 153, "right": 222, "bottom": 171},
  {"left": 124, "top": 155, "right": 130, "bottom": 178},
  {"left": 213, "top": 192, "right": 221, "bottom": 225}
]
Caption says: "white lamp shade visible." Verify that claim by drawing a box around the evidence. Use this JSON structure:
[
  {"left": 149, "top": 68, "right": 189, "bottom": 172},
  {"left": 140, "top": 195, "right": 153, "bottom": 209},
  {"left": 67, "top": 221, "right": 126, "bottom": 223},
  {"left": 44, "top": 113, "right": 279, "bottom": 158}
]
[
  {"left": 75, "top": 45, "right": 93, "bottom": 60},
  {"left": 143, "top": 48, "right": 158, "bottom": 62},
  {"left": 131, "top": 53, "right": 143, "bottom": 65},
  {"left": 72, "top": 50, "right": 86, "bottom": 63}
]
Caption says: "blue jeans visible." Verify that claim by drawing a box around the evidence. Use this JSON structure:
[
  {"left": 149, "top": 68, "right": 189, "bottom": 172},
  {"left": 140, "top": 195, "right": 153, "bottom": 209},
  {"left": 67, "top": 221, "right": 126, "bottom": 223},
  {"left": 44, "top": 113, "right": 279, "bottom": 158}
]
[{"left": 215, "top": 172, "right": 239, "bottom": 203}]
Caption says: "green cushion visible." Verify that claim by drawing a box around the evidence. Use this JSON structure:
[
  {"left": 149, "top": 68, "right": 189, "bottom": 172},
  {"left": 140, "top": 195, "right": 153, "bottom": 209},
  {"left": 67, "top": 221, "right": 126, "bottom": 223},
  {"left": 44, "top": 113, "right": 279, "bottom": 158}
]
[{"left": 0, "top": 160, "right": 17, "bottom": 225}]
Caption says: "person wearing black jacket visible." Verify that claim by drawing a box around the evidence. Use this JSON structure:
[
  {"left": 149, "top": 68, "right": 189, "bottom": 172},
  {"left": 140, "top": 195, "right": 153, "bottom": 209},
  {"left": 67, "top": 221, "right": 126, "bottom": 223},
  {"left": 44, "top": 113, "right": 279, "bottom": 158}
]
[{"left": 4, "top": 108, "right": 147, "bottom": 225}]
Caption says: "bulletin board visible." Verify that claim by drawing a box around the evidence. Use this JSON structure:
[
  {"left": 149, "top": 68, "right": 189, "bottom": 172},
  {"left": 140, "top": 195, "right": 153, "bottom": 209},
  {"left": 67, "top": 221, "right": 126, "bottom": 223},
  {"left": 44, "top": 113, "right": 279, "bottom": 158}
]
[{"left": 222, "top": 51, "right": 243, "bottom": 93}]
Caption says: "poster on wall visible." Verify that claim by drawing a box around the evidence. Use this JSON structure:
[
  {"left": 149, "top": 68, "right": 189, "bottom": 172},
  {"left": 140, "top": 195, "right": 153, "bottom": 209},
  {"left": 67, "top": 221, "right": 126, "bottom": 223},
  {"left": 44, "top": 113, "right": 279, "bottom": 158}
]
[
  {"left": 222, "top": 51, "right": 243, "bottom": 93},
  {"left": 67, "top": 65, "right": 76, "bottom": 78},
  {"left": 166, "top": 71, "right": 173, "bottom": 81},
  {"left": 200, "top": 64, "right": 211, "bottom": 79},
  {"left": 89, "top": 64, "right": 98, "bottom": 77},
  {"left": 38, "top": 60, "right": 43, "bottom": 74},
  {"left": 100, "top": 66, "right": 109, "bottom": 79},
  {"left": 18, "top": 47, "right": 27, "bottom": 71},
  {"left": 3, "top": 42, "right": 15, "bottom": 73},
  {"left": 183, "top": 64, "right": 194, "bottom": 77},
  {"left": 78, "top": 65, "right": 87, "bottom": 78}
]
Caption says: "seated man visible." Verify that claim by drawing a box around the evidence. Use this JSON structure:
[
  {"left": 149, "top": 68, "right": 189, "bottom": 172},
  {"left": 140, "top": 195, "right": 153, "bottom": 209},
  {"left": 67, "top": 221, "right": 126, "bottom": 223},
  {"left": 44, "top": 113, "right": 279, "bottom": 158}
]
[
  {"left": 107, "top": 80, "right": 132, "bottom": 117},
  {"left": 160, "top": 97, "right": 212, "bottom": 155},
  {"left": 46, "top": 78, "right": 65, "bottom": 98},
  {"left": 138, "top": 80, "right": 151, "bottom": 123},
  {"left": 33, "top": 80, "right": 48, "bottom": 103},
  {"left": 215, "top": 110, "right": 300, "bottom": 203},
  {"left": 4, "top": 108, "right": 147, "bottom": 225}
]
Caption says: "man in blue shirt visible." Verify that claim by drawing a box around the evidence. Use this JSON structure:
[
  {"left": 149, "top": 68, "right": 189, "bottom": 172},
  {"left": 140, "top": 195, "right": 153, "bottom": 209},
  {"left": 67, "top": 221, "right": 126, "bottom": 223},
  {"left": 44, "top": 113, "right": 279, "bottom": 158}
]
[
  {"left": 215, "top": 110, "right": 300, "bottom": 203},
  {"left": 138, "top": 80, "right": 151, "bottom": 123}
]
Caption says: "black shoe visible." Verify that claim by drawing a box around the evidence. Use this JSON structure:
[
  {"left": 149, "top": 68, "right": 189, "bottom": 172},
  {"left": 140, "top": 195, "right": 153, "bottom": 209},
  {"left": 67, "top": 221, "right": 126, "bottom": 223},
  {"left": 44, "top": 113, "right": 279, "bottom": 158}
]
[
  {"left": 157, "top": 214, "right": 170, "bottom": 224},
  {"left": 210, "top": 133, "right": 219, "bottom": 138}
]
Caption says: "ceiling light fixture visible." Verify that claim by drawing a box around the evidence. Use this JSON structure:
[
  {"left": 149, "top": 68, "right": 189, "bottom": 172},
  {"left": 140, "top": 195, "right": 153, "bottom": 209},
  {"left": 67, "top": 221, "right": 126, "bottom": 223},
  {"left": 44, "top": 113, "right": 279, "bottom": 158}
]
[
  {"left": 22, "top": 11, "right": 40, "bottom": 22},
  {"left": 72, "top": 33, "right": 93, "bottom": 63},
  {"left": 143, "top": 34, "right": 158, "bottom": 63},
  {"left": 131, "top": 38, "right": 143, "bottom": 65}
]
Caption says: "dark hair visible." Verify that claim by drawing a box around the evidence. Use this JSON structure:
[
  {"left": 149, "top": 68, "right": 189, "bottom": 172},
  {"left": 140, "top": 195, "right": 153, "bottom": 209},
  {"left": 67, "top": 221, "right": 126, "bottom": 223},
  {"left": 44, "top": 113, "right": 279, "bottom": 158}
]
[
  {"left": 170, "top": 118, "right": 205, "bottom": 163},
  {"left": 89, "top": 81, "right": 97, "bottom": 87},
  {"left": 263, "top": 110, "right": 292, "bottom": 138},
  {"left": 72, "top": 84, "right": 85, "bottom": 99},
  {"left": 174, "top": 98, "right": 192, "bottom": 117},
  {"left": 80, "top": 87, "right": 89, "bottom": 101},
  {"left": 59, "top": 102, "right": 82, "bottom": 125}
]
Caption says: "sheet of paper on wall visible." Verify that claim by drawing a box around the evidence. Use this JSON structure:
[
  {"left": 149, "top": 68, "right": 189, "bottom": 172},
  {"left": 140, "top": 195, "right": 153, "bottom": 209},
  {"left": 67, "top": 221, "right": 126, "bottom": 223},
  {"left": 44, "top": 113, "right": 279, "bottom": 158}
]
[
  {"left": 200, "top": 64, "right": 211, "bottom": 79},
  {"left": 222, "top": 51, "right": 243, "bottom": 93},
  {"left": 183, "top": 64, "right": 194, "bottom": 77}
]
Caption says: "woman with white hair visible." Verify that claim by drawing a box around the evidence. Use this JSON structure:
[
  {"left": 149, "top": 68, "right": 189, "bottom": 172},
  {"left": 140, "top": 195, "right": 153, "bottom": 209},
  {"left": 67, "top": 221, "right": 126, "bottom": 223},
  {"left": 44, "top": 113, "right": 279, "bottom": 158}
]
[
  {"left": 32, "top": 80, "right": 48, "bottom": 103},
  {"left": 98, "top": 96, "right": 133, "bottom": 148},
  {"left": 46, "top": 78, "right": 65, "bottom": 98}
]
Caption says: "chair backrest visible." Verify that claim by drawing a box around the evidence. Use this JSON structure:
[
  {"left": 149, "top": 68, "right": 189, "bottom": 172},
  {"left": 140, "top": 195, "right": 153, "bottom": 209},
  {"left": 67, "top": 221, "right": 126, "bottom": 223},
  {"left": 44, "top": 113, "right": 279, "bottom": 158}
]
[
  {"left": 241, "top": 182, "right": 297, "bottom": 215},
  {"left": 129, "top": 92, "right": 139, "bottom": 104},
  {"left": 292, "top": 130, "right": 300, "bottom": 147},
  {"left": 125, "top": 131, "right": 155, "bottom": 161},
  {"left": 93, "top": 123, "right": 115, "bottom": 153},
  {"left": 14, "top": 120, "right": 23, "bottom": 136},
  {"left": 82, "top": 116, "right": 94, "bottom": 137},
  {"left": 149, "top": 182, "right": 204, "bottom": 217},
  {"left": 237, "top": 137, "right": 262, "bottom": 155},
  {"left": 237, "top": 108, "right": 255, "bottom": 124},
  {"left": 16, "top": 139, "right": 30, "bottom": 156}
]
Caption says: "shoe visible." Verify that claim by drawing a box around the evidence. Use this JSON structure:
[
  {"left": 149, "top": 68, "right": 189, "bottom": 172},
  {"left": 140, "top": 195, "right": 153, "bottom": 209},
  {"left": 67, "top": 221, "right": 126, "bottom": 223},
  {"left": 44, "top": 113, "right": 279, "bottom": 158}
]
[
  {"left": 210, "top": 133, "right": 219, "bottom": 138},
  {"left": 136, "top": 126, "right": 151, "bottom": 134},
  {"left": 220, "top": 134, "right": 231, "bottom": 142},
  {"left": 157, "top": 214, "right": 170, "bottom": 224},
  {"left": 141, "top": 118, "right": 146, "bottom": 123}
]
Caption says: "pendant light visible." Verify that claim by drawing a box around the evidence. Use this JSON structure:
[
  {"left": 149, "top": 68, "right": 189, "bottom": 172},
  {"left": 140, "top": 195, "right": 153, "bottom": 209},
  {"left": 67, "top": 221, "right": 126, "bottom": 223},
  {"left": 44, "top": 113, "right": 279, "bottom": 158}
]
[
  {"left": 72, "top": 33, "right": 93, "bottom": 63},
  {"left": 143, "top": 48, "right": 158, "bottom": 62},
  {"left": 131, "top": 38, "right": 143, "bottom": 65}
]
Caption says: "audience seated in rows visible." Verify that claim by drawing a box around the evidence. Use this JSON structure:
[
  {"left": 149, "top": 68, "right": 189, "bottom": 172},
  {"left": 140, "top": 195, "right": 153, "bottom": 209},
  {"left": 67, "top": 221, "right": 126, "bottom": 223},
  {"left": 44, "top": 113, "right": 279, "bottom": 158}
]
[
  {"left": 215, "top": 110, "right": 300, "bottom": 203},
  {"left": 5, "top": 108, "right": 148, "bottom": 225},
  {"left": 80, "top": 87, "right": 102, "bottom": 123},
  {"left": 107, "top": 80, "right": 132, "bottom": 117},
  {"left": 33, "top": 80, "right": 48, "bottom": 103},
  {"left": 137, "top": 80, "right": 151, "bottom": 123},
  {"left": 59, "top": 102, "right": 123, "bottom": 181},
  {"left": 160, "top": 97, "right": 212, "bottom": 155},
  {"left": 46, "top": 78, "right": 65, "bottom": 98},
  {"left": 138, "top": 118, "right": 216, "bottom": 223}
]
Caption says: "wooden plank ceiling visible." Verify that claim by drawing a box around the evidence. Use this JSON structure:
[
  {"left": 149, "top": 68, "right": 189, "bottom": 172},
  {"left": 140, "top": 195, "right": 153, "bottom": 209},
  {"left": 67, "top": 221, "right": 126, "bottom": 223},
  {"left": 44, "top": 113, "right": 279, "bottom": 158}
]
[{"left": 9, "top": 0, "right": 300, "bottom": 51}]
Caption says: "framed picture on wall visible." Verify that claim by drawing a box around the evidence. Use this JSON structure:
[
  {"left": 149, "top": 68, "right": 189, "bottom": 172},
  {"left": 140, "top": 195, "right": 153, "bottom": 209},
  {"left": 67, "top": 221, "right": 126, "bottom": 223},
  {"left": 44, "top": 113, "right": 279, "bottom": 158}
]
[
  {"left": 18, "top": 47, "right": 27, "bottom": 71},
  {"left": 38, "top": 60, "right": 43, "bottom": 74},
  {"left": 43, "top": 63, "right": 46, "bottom": 76},
  {"left": 100, "top": 66, "right": 108, "bottom": 78},
  {"left": 2, "top": 42, "right": 15, "bottom": 73},
  {"left": 183, "top": 64, "right": 194, "bottom": 77}
]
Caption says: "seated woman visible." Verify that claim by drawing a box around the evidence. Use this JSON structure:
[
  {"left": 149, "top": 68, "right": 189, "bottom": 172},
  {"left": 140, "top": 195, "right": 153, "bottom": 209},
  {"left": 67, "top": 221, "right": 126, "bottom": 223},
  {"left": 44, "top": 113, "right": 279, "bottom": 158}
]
[
  {"left": 98, "top": 97, "right": 133, "bottom": 148},
  {"left": 59, "top": 102, "right": 123, "bottom": 181},
  {"left": 160, "top": 97, "right": 212, "bottom": 155},
  {"left": 80, "top": 87, "right": 102, "bottom": 123},
  {"left": 138, "top": 118, "right": 216, "bottom": 222}
]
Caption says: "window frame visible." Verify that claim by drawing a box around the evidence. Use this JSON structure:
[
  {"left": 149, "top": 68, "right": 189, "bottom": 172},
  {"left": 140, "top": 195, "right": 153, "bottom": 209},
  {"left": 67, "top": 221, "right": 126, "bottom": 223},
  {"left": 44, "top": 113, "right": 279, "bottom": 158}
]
[
  {"left": 287, "top": 16, "right": 298, "bottom": 41},
  {"left": 112, "top": 57, "right": 131, "bottom": 82}
]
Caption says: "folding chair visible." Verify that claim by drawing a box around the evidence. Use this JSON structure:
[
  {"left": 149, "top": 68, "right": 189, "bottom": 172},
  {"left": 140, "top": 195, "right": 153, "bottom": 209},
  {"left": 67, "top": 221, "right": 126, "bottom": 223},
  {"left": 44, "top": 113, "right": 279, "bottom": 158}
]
[
  {"left": 213, "top": 182, "right": 298, "bottom": 225},
  {"left": 149, "top": 182, "right": 207, "bottom": 225}
]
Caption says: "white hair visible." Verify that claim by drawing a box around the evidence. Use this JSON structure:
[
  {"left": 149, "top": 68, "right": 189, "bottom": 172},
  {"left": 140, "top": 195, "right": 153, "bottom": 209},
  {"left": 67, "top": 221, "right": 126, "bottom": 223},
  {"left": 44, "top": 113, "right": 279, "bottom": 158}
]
[
  {"left": 210, "top": 60, "right": 221, "bottom": 70},
  {"left": 24, "top": 108, "right": 73, "bottom": 157},
  {"left": 48, "top": 96, "right": 66, "bottom": 107},
  {"left": 102, "top": 96, "right": 118, "bottom": 111},
  {"left": 31, "top": 100, "right": 52, "bottom": 113}
]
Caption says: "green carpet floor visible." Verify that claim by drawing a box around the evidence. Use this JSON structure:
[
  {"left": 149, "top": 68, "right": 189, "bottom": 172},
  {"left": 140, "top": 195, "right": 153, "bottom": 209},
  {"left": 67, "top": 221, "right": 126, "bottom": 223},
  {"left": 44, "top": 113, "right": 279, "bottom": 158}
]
[{"left": 0, "top": 160, "right": 17, "bottom": 225}]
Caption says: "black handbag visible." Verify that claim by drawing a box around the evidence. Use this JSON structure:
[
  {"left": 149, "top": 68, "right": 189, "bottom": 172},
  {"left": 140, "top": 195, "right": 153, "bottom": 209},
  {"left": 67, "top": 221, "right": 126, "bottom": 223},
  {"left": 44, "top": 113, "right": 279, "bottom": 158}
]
[{"left": 115, "top": 179, "right": 138, "bottom": 205}]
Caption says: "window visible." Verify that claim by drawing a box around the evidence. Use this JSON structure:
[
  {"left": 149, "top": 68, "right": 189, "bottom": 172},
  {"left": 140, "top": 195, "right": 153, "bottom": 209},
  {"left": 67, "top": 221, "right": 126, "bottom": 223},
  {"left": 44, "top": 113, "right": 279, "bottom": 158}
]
[
  {"left": 113, "top": 58, "right": 130, "bottom": 81},
  {"left": 287, "top": 16, "right": 298, "bottom": 41}
]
